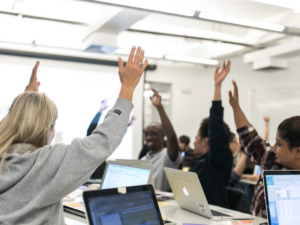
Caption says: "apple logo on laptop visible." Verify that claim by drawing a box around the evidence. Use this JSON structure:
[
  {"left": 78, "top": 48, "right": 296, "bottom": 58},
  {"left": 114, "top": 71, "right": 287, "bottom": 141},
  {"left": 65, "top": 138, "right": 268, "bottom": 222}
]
[{"left": 183, "top": 187, "right": 189, "bottom": 196}]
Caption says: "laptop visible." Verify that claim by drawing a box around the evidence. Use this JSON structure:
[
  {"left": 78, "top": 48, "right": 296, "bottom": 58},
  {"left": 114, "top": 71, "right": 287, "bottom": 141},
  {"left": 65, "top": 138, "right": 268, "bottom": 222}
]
[
  {"left": 263, "top": 170, "right": 300, "bottom": 225},
  {"left": 164, "top": 167, "right": 253, "bottom": 220},
  {"left": 116, "top": 159, "right": 152, "bottom": 167},
  {"left": 100, "top": 161, "right": 153, "bottom": 189},
  {"left": 83, "top": 185, "right": 164, "bottom": 225},
  {"left": 254, "top": 165, "right": 261, "bottom": 175}
]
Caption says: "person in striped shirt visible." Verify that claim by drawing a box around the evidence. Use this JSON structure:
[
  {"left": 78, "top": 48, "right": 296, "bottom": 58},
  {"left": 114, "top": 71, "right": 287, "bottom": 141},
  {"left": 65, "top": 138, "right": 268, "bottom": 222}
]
[{"left": 228, "top": 80, "right": 300, "bottom": 218}]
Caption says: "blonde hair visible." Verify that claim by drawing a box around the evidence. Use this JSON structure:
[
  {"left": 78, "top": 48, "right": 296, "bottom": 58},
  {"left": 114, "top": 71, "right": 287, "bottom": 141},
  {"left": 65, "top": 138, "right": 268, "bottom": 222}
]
[{"left": 0, "top": 92, "right": 58, "bottom": 170}]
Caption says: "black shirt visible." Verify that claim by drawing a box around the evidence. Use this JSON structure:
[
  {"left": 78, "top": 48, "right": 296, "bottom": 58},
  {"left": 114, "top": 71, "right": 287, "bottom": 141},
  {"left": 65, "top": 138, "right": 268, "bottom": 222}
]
[{"left": 190, "top": 101, "right": 233, "bottom": 209}]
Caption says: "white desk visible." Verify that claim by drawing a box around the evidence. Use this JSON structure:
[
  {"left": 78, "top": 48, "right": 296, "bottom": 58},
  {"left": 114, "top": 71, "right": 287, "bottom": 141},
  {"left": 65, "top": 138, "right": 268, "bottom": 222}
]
[{"left": 64, "top": 199, "right": 267, "bottom": 225}]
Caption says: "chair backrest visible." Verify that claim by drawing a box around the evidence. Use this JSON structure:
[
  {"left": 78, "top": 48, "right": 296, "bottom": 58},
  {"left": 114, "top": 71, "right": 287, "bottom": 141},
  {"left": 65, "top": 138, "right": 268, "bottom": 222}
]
[{"left": 227, "top": 187, "right": 251, "bottom": 214}]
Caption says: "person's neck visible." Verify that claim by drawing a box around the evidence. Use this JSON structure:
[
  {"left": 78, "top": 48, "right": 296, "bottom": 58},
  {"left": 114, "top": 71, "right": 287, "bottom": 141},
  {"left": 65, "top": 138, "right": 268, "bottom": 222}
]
[{"left": 150, "top": 146, "right": 164, "bottom": 155}]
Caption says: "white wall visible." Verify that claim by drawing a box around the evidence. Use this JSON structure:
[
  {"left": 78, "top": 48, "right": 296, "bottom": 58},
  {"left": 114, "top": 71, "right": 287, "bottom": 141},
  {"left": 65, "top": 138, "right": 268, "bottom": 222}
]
[{"left": 146, "top": 55, "right": 300, "bottom": 147}]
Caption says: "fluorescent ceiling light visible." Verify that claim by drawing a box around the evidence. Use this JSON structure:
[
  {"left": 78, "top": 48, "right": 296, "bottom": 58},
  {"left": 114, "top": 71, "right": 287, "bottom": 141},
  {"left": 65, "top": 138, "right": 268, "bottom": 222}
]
[
  {"left": 96, "top": 0, "right": 195, "bottom": 17},
  {"left": 199, "top": 12, "right": 285, "bottom": 32},
  {"left": 165, "top": 55, "right": 218, "bottom": 65},
  {"left": 252, "top": 0, "right": 300, "bottom": 13},
  {"left": 130, "top": 21, "right": 257, "bottom": 45},
  {"left": 116, "top": 48, "right": 164, "bottom": 59}
]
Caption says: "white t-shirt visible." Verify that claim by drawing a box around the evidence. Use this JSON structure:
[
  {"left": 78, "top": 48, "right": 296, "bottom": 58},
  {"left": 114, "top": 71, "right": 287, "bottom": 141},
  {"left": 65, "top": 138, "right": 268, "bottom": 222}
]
[{"left": 142, "top": 148, "right": 182, "bottom": 191}]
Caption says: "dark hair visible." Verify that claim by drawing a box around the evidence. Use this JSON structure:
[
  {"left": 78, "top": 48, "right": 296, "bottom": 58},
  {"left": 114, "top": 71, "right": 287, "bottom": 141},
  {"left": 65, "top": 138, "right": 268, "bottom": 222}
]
[
  {"left": 179, "top": 135, "right": 190, "bottom": 145},
  {"left": 278, "top": 116, "right": 300, "bottom": 151},
  {"left": 199, "top": 117, "right": 231, "bottom": 141}
]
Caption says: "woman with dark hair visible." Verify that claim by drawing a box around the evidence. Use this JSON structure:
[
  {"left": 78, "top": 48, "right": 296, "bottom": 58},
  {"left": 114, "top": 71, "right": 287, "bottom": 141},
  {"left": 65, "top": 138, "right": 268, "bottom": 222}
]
[{"left": 229, "top": 80, "right": 300, "bottom": 218}]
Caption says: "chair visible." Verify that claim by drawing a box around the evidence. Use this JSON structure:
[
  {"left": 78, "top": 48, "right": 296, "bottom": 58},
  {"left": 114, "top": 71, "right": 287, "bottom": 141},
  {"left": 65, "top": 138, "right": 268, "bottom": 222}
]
[{"left": 227, "top": 187, "right": 251, "bottom": 214}]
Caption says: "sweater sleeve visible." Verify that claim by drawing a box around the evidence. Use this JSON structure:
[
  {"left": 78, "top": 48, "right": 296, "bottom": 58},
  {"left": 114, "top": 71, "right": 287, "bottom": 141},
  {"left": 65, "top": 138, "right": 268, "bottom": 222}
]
[
  {"left": 33, "top": 98, "right": 133, "bottom": 208},
  {"left": 209, "top": 101, "right": 233, "bottom": 168},
  {"left": 237, "top": 124, "right": 275, "bottom": 167}
]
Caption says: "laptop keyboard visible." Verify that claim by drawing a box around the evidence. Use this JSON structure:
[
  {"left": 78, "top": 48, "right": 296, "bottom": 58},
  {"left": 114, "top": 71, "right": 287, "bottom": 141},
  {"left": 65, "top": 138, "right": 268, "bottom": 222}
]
[{"left": 211, "top": 209, "right": 231, "bottom": 217}]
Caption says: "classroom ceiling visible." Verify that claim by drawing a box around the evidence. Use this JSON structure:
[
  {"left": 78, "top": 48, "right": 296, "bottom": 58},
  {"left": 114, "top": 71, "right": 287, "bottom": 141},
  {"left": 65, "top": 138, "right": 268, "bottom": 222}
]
[{"left": 0, "top": 0, "right": 300, "bottom": 65}]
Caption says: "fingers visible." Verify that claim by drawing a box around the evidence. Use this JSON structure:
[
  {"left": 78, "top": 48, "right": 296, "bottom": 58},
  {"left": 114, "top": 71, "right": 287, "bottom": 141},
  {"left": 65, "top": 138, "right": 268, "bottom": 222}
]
[
  {"left": 139, "top": 50, "right": 145, "bottom": 64},
  {"left": 226, "top": 59, "right": 231, "bottom": 72},
  {"left": 134, "top": 46, "right": 141, "bottom": 64},
  {"left": 151, "top": 88, "right": 159, "bottom": 95},
  {"left": 141, "top": 59, "right": 148, "bottom": 72},
  {"left": 31, "top": 61, "right": 40, "bottom": 80},
  {"left": 229, "top": 90, "right": 232, "bottom": 98},
  {"left": 37, "top": 82, "right": 41, "bottom": 87},
  {"left": 214, "top": 66, "right": 220, "bottom": 74},
  {"left": 232, "top": 80, "right": 238, "bottom": 95},
  {"left": 118, "top": 57, "right": 124, "bottom": 71},
  {"left": 128, "top": 46, "right": 136, "bottom": 63},
  {"left": 222, "top": 60, "right": 226, "bottom": 69}
]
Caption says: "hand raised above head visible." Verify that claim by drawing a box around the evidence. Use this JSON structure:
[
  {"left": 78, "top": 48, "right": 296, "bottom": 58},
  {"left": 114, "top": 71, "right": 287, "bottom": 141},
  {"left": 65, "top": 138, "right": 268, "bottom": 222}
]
[
  {"left": 214, "top": 59, "right": 231, "bottom": 85},
  {"left": 229, "top": 80, "right": 239, "bottom": 109},
  {"left": 150, "top": 88, "right": 161, "bottom": 107},
  {"left": 263, "top": 116, "right": 270, "bottom": 122},
  {"left": 25, "top": 61, "right": 41, "bottom": 92},
  {"left": 118, "top": 46, "right": 148, "bottom": 90}
]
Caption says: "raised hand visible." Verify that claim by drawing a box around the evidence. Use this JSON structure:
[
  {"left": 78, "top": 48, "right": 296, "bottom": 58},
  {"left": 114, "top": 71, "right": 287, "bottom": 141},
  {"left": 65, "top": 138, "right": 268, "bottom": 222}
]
[
  {"left": 214, "top": 59, "right": 231, "bottom": 85},
  {"left": 150, "top": 88, "right": 161, "bottom": 107},
  {"left": 118, "top": 46, "right": 148, "bottom": 90},
  {"left": 25, "top": 61, "right": 41, "bottom": 92},
  {"left": 229, "top": 80, "right": 239, "bottom": 109},
  {"left": 263, "top": 116, "right": 270, "bottom": 123}
]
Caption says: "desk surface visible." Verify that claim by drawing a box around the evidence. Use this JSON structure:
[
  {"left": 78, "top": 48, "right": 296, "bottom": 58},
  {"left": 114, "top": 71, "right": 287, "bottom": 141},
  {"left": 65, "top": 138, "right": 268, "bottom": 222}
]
[
  {"left": 64, "top": 199, "right": 267, "bottom": 225},
  {"left": 239, "top": 179, "right": 258, "bottom": 186}
]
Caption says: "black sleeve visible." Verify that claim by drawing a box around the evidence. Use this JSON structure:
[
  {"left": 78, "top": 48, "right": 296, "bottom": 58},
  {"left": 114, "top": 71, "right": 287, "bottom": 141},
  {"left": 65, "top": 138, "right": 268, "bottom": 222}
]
[{"left": 209, "top": 101, "right": 233, "bottom": 168}]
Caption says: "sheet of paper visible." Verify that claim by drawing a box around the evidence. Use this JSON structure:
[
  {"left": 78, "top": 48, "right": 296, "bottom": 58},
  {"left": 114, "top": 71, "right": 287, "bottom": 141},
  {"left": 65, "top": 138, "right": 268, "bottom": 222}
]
[
  {"left": 64, "top": 202, "right": 83, "bottom": 208},
  {"left": 158, "top": 201, "right": 173, "bottom": 208}
]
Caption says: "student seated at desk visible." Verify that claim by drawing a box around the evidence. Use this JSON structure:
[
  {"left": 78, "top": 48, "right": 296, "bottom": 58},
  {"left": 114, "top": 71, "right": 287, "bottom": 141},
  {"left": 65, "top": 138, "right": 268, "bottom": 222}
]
[
  {"left": 141, "top": 89, "right": 182, "bottom": 192},
  {"left": 229, "top": 80, "right": 300, "bottom": 218},
  {"left": 190, "top": 60, "right": 233, "bottom": 209},
  {"left": 0, "top": 46, "right": 148, "bottom": 225}
]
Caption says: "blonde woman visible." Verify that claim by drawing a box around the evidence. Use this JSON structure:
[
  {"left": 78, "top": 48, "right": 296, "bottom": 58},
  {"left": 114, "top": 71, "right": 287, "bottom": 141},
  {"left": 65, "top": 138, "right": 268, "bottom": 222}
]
[{"left": 0, "top": 46, "right": 148, "bottom": 224}]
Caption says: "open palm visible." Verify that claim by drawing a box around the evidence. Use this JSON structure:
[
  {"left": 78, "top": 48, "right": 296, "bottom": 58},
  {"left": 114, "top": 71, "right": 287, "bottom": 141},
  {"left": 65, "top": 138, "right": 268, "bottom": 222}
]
[{"left": 214, "top": 59, "right": 231, "bottom": 85}]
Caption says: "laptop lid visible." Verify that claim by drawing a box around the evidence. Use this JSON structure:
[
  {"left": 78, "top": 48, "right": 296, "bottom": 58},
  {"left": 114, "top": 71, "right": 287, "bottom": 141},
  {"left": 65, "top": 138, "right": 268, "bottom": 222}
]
[
  {"left": 83, "top": 185, "right": 164, "bottom": 225},
  {"left": 163, "top": 167, "right": 213, "bottom": 219},
  {"left": 116, "top": 159, "right": 152, "bottom": 167},
  {"left": 263, "top": 170, "right": 300, "bottom": 225},
  {"left": 100, "top": 161, "right": 153, "bottom": 189}
]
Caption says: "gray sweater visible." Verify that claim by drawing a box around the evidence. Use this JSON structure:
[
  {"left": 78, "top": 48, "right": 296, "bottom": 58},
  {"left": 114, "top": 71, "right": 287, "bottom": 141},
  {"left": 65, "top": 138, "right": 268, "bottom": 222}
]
[{"left": 0, "top": 98, "right": 133, "bottom": 225}]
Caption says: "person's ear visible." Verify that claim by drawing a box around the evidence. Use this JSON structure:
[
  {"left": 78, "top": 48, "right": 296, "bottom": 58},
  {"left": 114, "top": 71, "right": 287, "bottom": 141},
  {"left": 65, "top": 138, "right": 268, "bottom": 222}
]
[
  {"left": 295, "top": 147, "right": 300, "bottom": 159},
  {"left": 203, "top": 137, "right": 209, "bottom": 146}
]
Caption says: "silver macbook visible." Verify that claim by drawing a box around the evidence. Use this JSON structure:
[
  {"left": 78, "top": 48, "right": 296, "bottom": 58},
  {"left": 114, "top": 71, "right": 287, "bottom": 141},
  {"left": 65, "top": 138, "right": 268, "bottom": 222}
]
[
  {"left": 164, "top": 167, "right": 253, "bottom": 220},
  {"left": 100, "top": 161, "right": 153, "bottom": 189}
]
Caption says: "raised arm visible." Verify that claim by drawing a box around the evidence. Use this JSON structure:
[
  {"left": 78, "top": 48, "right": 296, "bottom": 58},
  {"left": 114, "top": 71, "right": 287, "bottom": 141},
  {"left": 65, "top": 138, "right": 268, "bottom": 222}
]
[
  {"left": 233, "top": 153, "right": 247, "bottom": 177},
  {"left": 150, "top": 88, "right": 180, "bottom": 161},
  {"left": 35, "top": 46, "right": 148, "bottom": 206},
  {"left": 229, "top": 81, "right": 275, "bottom": 167},
  {"left": 228, "top": 80, "right": 249, "bottom": 128},
  {"left": 25, "top": 61, "right": 41, "bottom": 92}
]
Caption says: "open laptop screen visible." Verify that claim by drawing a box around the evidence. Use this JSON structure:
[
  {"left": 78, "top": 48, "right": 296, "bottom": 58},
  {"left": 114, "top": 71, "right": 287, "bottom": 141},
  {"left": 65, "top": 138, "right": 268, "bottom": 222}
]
[
  {"left": 83, "top": 186, "right": 163, "bottom": 225},
  {"left": 101, "top": 164, "right": 151, "bottom": 189},
  {"left": 264, "top": 172, "right": 300, "bottom": 225}
]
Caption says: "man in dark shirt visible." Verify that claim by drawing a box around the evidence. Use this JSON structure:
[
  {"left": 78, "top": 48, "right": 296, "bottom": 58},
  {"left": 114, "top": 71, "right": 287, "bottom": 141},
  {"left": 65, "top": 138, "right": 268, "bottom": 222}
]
[
  {"left": 178, "top": 135, "right": 201, "bottom": 170},
  {"left": 190, "top": 60, "right": 233, "bottom": 209}
]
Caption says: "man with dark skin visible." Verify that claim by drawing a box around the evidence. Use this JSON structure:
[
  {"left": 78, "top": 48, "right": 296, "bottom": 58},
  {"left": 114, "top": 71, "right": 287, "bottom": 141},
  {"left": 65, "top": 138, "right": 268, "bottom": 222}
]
[{"left": 141, "top": 88, "right": 182, "bottom": 191}]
